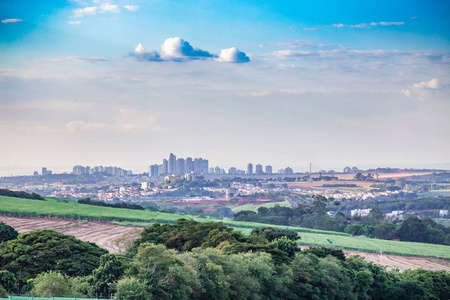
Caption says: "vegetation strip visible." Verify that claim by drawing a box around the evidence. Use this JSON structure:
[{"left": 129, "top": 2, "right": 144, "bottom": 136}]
[{"left": 1, "top": 195, "right": 450, "bottom": 259}]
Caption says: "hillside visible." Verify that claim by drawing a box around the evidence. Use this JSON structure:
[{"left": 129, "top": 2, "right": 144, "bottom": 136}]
[{"left": 1, "top": 195, "right": 450, "bottom": 259}]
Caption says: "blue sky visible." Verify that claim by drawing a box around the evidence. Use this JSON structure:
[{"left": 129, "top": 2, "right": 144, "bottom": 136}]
[{"left": 0, "top": 0, "right": 449, "bottom": 174}]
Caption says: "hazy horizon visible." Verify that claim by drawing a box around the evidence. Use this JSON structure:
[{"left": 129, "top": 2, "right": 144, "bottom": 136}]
[{"left": 1, "top": 1, "right": 449, "bottom": 173}]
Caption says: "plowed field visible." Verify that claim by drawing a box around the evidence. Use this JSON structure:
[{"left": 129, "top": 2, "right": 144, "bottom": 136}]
[
  {"left": 0, "top": 216, "right": 142, "bottom": 254},
  {"left": 2, "top": 216, "right": 449, "bottom": 270}
]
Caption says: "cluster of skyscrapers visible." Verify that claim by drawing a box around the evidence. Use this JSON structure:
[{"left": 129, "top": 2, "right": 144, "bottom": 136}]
[
  {"left": 33, "top": 167, "right": 53, "bottom": 176},
  {"left": 72, "top": 165, "right": 132, "bottom": 177},
  {"left": 149, "top": 154, "right": 295, "bottom": 178},
  {"left": 150, "top": 153, "right": 209, "bottom": 177}
]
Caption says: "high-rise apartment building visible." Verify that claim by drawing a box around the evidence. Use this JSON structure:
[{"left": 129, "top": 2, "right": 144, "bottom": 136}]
[
  {"left": 162, "top": 159, "right": 168, "bottom": 175},
  {"left": 150, "top": 164, "right": 159, "bottom": 177},
  {"left": 193, "top": 158, "right": 201, "bottom": 174},
  {"left": 185, "top": 157, "right": 193, "bottom": 173},
  {"left": 168, "top": 153, "right": 177, "bottom": 174},
  {"left": 202, "top": 159, "right": 209, "bottom": 174},
  {"left": 228, "top": 167, "right": 237, "bottom": 174},
  {"left": 72, "top": 165, "right": 85, "bottom": 175},
  {"left": 176, "top": 158, "right": 185, "bottom": 175},
  {"left": 265, "top": 165, "right": 272, "bottom": 175},
  {"left": 284, "top": 167, "right": 293, "bottom": 175},
  {"left": 247, "top": 163, "right": 253, "bottom": 175},
  {"left": 255, "top": 164, "right": 263, "bottom": 175}
]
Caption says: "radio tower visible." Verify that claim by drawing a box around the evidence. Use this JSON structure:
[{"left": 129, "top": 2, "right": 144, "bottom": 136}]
[{"left": 309, "top": 162, "right": 312, "bottom": 183}]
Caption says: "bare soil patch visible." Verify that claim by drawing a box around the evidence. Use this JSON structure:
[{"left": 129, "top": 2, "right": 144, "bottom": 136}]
[
  {"left": 299, "top": 246, "right": 449, "bottom": 270},
  {"left": 2, "top": 216, "right": 448, "bottom": 270},
  {"left": 0, "top": 216, "right": 143, "bottom": 254}
]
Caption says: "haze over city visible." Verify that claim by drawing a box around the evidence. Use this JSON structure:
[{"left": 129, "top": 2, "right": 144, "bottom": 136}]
[{"left": 1, "top": 0, "right": 449, "bottom": 176}]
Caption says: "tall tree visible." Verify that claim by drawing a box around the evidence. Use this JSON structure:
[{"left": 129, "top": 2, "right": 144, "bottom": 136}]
[
  {"left": 0, "top": 230, "right": 107, "bottom": 285},
  {"left": 0, "top": 222, "right": 18, "bottom": 242}
]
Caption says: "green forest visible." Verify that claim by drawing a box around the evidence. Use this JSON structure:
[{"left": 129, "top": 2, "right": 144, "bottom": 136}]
[
  {"left": 234, "top": 195, "right": 450, "bottom": 245},
  {"left": 0, "top": 220, "right": 449, "bottom": 300}
]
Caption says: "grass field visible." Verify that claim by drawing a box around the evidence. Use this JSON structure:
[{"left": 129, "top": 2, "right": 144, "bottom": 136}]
[
  {"left": 232, "top": 198, "right": 292, "bottom": 212},
  {"left": 419, "top": 190, "right": 450, "bottom": 197},
  {"left": 0, "top": 195, "right": 191, "bottom": 223},
  {"left": 2, "top": 195, "right": 450, "bottom": 259}
]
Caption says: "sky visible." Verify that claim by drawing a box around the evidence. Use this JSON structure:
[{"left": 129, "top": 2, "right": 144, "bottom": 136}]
[{"left": 0, "top": 0, "right": 449, "bottom": 175}]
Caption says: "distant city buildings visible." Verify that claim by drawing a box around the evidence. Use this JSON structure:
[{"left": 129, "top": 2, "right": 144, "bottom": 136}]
[
  {"left": 150, "top": 153, "right": 209, "bottom": 177},
  {"left": 72, "top": 165, "right": 131, "bottom": 177},
  {"left": 247, "top": 163, "right": 253, "bottom": 175},
  {"left": 350, "top": 208, "right": 372, "bottom": 217},
  {"left": 41, "top": 167, "right": 52, "bottom": 175},
  {"left": 255, "top": 164, "right": 263, "bottom": 175},
  {"left": 150, "top": 164, "right": 159, "bottom": 178}
]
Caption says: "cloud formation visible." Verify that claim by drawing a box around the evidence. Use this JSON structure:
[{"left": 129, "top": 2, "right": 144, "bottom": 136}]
[
  {"left": 160, "top": 37, "right": 213, "bottom": 60},
  {"left": 133, "top": 43, "right": 161, "bottom": 61},
  {"left": 1, "top": 18, "right": 23, "bottom": 23},
  {"left": 412, "top": 78, "right": 440, "bottom": 89},
  {"left": 333, "top": 22, "right": 404, "bottom": 29},
  {"left": 217, "top": 47, "right": 250, "bottom": 63},
  {"left": 72, "top": 3, "right": 121, "bottom": 18},
  {"left": 72, "top": 6, "right": 98, "bottom": 18},
  {"left": 274, "top": 40, "right": 337, "bottom": 50},
  {"left": 99, "top": 3, "right": 119, "bottom": 13},
  {"left": 132, "top": 37, "right": 249, "bottom": 63},
  {"left": 67, "top": 20, "right": 81, "bottom": 25},
  {"left": 123, "top": 5, "right": 139, "bottom": 12},
  {"left": 402, "top": 79, "right": 441, "bottom": 100}
]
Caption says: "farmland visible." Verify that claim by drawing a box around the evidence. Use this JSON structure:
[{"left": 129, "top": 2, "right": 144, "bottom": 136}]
[
  {"left": 2, "top": 216, "right": 449, "bottom": 271},
  {"left": 232, "top": 198, "right": 292, "bottom": 212},
  {"left": 1, "top": 195, "right": 450, "bottom": 260}
]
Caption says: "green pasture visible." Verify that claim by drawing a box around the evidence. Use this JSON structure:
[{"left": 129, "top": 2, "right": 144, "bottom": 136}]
[
  {"left": 419, "top": 190, "right": 450, "bottom": 197},
  {"left": 232, "top": 198, "right": 292, "bottom": 212},
  {"left": 2, "top": 195, "right": 450, "bottom": 259},
  {"left": 0, "top": 195, "right": 192, "bottom": 223}
]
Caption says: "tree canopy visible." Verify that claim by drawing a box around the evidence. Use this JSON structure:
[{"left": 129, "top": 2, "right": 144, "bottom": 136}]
[{"left": 0, "top": 230, "right": 107, "bottom": 284}]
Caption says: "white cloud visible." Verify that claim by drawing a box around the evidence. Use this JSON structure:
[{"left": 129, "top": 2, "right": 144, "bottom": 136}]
[
  {"left": 160, "top": 37, "right": 213, "bottom": 60},
  {"left": 66, "top": 120, "right": 109, "bottom": 132},
  {"left": 134, "top": 43, "right": 145, "bottom": 54},
  {"left": 123, "top": 5, "right": 139, "bottom": 12},
  {"left": 401, "top": 89, "right": 411, "bottom": 97},
  {"left": 251, "top": 91, "right": 271, "bottom": 96},
  {"left": 402, "top": 79, "right": 441, "bottom": 100},
  {"left": 280, "top": 89, "right": 305, "bottom": 95},
  {"left": 99, "top": 3, "right": 119, "bottom": 13},
  {"left": 336, "top": 21, "right": 405, "bottom": 28},
  {"left": 352, "top": 22, "right": 405, "bottom": 28},
  {"left": 67, "top": 20, "right": 81, "bottom": 25},
  {"left": 412, "top": 78, "right": 440, "bottom": 89},
  {"left": 132, "top": 38, "right": 250, "bottom": 63},
  {"left": 217, "top": 47, "right": 250, "bottom": 63},
  {"left": 274, "top": 40, "right": 337, "bottom": 50},
  {"left": 72, "top": 7, "right": 98, "bottom": 18},
  {"left": 72, "top": 3, "right": 120, "bottom": 18},
  {"left": 1, "top": 19, "right": 23, "bottom": 23},
  {"left": 132, "top": 43, "right": 161, "bottom": 61}
]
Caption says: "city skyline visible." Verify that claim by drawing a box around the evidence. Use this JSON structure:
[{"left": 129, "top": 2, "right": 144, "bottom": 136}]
[{"left": 1, "top": 1, "right": 449, "bottom": 175}]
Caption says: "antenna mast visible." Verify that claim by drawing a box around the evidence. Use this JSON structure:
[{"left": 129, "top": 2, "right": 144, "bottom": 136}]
[{"left": 309, "top": 162, "right": 312, "bottom": 183}]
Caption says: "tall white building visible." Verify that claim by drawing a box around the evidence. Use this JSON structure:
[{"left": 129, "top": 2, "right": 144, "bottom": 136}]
[
  {"left": 168, "top": 153, "right": 177, "bottom": 174},
  {"left": 247, "top": 163, "right": 253, "bottom": 175}
]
